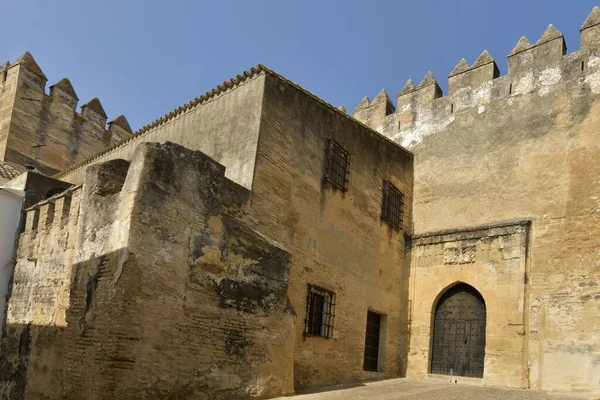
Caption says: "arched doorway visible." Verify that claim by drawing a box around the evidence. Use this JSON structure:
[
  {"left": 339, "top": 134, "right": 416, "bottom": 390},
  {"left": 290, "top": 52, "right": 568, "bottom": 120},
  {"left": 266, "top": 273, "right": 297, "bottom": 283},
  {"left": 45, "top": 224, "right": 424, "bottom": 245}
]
[{"left": 430, "top": 283, "right": 486, "bottom": 378}]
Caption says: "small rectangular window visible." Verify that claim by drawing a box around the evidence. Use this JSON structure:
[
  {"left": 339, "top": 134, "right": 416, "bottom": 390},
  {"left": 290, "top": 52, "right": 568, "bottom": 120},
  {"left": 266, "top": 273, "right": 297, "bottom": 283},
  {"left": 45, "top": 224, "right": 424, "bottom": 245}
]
[
  {"left": 305, "top": 285, "right": 336, "bottom": 338},
  {"left": 381, "top": 180, "right": 404, "bottom": 229},
  {"left": 324, "top": 139, "right": 350, "bottom": 191}
]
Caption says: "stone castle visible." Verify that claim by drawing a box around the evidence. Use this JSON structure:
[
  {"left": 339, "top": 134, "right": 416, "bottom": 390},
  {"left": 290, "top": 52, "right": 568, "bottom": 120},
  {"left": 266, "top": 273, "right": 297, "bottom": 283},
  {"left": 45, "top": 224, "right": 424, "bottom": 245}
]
[{"left": 0, "top": 6, "right": 600, "bottom": 400}]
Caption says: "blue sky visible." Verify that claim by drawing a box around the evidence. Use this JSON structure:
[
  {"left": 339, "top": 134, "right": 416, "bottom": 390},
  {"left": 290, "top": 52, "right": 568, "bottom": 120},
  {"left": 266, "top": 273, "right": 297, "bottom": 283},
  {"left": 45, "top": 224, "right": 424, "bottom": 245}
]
[{"left": 1, "top": 1, "right": 598, "bottom": 130}]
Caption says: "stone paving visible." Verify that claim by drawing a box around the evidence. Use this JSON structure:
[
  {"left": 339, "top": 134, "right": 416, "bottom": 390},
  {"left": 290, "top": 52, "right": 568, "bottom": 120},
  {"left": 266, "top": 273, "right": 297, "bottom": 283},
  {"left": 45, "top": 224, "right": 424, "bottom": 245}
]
[{"left": 274, "top": 378, "right": 589, "bottom": 400}]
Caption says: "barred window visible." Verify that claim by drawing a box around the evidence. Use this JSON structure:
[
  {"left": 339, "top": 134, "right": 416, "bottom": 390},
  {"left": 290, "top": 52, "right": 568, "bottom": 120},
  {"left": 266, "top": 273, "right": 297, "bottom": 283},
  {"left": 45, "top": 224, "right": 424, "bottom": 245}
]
[
  {"left": 381, "top": 181, "right": 404, "bottom": 229},
  {"left": 324, "top": 139, "right": 350, "bottom": 191},
  {"left": 305, "top": 285, "right": 336, "bottom": 338}
]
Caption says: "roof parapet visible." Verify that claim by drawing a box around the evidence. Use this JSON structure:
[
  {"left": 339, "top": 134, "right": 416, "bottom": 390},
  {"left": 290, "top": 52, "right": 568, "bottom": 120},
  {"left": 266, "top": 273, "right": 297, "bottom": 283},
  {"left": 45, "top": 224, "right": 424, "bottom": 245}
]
[
  {"left": 372, "top": 89, "right": 395, "bottom": 113},
  {"left": 49, "top": 78, "right": 79, "bottom": 109},
  {"left": 350, "top": 6, "right": 600, "bottom": 134},
  {"left": 581, "top": 6, "right": 600, "bottom": 50},
  {"left": 108, "top": 115, "right": 133, "bottom": 142},
  {"left": 10, "top": 51, "right": 47, "bottom": 91},
  {"left": 388, "top": 72, "right": 443, "bottom": 129},
  {"left": 352, "top": 90, "right": 395, "bottom": 128},
  {"left": 510, "top": 37, "right": 534, "bottom": 55},
  {"left": 81, "top": 97, "right": 108, "bottom": 128},
  {"left": 409, "top": 71, "right": 443, "bottom": 105},
  {"left": 353, "top": 96, "right": 371, "bottom": 113},
  {"left": 12, "top": 51, "right": 47, "bottom": 80},
  {"left": 24, "top": 185, "right": 81, "bottom": 235},
  {"left": 508, "top": 25, "right": 566, "bottom": 74},
  {"left": 449, "top": 58, "right": 470, "bottom": 78},
  {"left": 397, "top": 79, "right": 416, "bottom": 97},
  {"left": 448, "top": 50, "right": 499, "bottom": 95}
]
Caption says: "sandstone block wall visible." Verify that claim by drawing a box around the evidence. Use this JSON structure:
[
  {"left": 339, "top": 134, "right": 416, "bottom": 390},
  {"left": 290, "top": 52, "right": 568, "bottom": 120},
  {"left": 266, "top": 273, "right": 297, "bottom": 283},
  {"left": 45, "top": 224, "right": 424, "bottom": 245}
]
[
  {"left": 0, "top": 142, "right": 295, "bottom": 400},
  {"left": 244, "top": 73, "right": 414, "bottom": 389},
  {"left": 353, "top": 8, "right": 600, "bottom": 396},
  {"left": 0, "top": 53, "right": 132, "bottom": 176}
]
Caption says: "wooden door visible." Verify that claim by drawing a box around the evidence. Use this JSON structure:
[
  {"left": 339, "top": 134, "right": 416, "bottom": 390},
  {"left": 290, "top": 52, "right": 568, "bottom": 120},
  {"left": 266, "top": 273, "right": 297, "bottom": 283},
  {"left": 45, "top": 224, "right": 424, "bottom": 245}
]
[{"left": 430, "top": 284, "right": 486, "bottom": 378}]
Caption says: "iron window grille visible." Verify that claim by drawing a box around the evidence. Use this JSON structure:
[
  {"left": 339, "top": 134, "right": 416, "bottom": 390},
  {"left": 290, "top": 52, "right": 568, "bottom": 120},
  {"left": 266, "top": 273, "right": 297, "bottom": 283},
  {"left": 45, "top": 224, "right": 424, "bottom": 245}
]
[
  {"left": 304, "top": 285, "right": 336, "bottom": 338},
  {"left": 381, "top": 180, "right": 404, "bottom": 229},
  {"left": 324, "top": 139, "right": 350, "bottom": 191}
]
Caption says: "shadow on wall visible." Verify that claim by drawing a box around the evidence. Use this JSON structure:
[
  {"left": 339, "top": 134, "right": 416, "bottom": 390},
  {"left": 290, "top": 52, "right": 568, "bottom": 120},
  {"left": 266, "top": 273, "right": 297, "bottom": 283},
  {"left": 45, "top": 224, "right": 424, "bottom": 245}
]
[{"left": 0, "top": 241, "right": 296, "bottom": 400}]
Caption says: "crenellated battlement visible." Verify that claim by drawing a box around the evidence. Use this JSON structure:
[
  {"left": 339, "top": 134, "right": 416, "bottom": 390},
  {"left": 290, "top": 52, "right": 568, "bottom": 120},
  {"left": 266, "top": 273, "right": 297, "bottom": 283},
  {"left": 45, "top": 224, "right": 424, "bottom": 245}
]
[
  {"left": 24, "top": 185, "right": 81, "bottom": 234},
  {"left": 352, "top": 6, "right": 600, "bottom": 147},
  {"left": 2, "top": 52, "right": 132, "bottom": 133},
  {"left": 0, "top": 52, "right": 134, "bottom": 175},
  {"left": 448, "top": 50, "right": 500, "bottom": 95}
]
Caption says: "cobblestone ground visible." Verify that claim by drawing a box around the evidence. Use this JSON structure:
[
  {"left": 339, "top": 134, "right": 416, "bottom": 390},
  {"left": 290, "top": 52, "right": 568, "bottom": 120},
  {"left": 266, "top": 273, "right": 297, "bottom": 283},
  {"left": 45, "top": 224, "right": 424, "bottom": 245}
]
[{"left": 274, "top": 378, "right": 589, "bottom": 400}]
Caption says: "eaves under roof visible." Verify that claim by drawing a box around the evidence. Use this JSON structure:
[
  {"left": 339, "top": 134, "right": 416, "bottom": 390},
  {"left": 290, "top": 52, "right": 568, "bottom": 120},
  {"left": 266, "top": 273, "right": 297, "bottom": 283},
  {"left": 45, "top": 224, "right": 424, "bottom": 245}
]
[{"left": 56, "top": 65, "right": 412, "bottom": 179}]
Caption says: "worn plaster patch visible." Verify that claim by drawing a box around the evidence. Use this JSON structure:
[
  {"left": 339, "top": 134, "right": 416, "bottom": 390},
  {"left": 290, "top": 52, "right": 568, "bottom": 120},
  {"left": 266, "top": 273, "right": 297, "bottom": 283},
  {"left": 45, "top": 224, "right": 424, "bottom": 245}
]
[
  {"left": 514, "top": 71, "right": 534, "bottom": 95},
  {"left": 397, "top": 105, "right": 455, "bottom": 149},
  {"left": 538, "top": 67, "right": 561, "bottom": 97},
  {"left": 472, "top": 80, "right": 494, "bottom": 105},
  {"left": 585, "top": 56, "right": 600, "bottom": 94}
]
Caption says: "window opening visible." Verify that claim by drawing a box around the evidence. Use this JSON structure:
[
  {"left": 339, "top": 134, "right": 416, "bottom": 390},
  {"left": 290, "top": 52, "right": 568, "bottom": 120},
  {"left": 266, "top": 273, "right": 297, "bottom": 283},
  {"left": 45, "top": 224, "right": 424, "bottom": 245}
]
[
  {"left": 381, "top": 180, "right": 404, "bottom": 229},
  {"left": 324, "top": 139, "right": 350, "bottom": 191},
  {"left": 305, "top": 285, "right": 336, "bottom": 338}
]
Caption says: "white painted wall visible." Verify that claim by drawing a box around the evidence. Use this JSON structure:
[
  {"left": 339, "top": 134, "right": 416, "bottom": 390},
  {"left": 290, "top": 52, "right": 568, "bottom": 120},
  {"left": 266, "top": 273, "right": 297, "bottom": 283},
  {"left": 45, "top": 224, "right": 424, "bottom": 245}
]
[{"left": 0, "top": 187, "right": 24, "bottom": 331}]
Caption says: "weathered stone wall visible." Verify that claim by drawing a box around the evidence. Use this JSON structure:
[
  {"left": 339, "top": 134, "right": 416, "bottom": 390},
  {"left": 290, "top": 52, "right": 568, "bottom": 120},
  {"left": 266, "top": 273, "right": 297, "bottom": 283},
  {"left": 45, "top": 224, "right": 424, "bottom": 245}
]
[
  {"left": 243, "top": 73, "right": 414, "bottom": 389},
  {"left": 0, "top": 53, "right": 132, "bottom": 176},
  {"left": 353, "top": 10, "right": 600, "bottom": 397},
  {"left": 31, "top": 65, "right": 414, "bottom": 393},
  {"left": 0, "top": 142, "right": 295, "bottom": 400},
  {"left": 57, "top": 70, "right": 266, "bottom": 190}
]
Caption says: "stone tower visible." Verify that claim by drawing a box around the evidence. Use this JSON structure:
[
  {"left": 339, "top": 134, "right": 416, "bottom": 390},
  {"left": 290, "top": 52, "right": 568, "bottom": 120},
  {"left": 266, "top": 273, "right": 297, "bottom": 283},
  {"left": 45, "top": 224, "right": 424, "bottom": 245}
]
[{"left": 0, "top": 52, "right": 132, "bottom": 176}]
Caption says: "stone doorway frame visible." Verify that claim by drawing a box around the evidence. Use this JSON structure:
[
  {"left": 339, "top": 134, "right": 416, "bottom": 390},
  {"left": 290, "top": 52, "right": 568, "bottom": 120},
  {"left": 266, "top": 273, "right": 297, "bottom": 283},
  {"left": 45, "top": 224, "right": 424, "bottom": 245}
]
[
  {"left": 429, "top": 282, "right": 487, "bottom": 378},
  {"left": 406, "top": 219, "right": 531, "bottom": 388}
]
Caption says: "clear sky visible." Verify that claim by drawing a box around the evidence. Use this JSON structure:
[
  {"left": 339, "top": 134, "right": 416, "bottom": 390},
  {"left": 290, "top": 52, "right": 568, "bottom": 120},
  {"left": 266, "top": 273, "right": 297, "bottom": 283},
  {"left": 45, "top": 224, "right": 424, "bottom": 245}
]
[{"left": 1, "top": 1, "right": 598, "bottom": 130}]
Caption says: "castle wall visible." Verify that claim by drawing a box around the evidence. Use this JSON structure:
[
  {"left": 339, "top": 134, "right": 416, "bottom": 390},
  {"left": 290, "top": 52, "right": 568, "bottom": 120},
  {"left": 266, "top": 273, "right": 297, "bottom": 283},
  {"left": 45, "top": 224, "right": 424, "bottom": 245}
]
[
  {"left": 353, "top": 16, "right": 600, "bottom": 396},
  {"left": 243, "top": 73, "right": 414, "bottom": 389},
  {"left": 58, "top": 72, "right": 266, "bottom": 190},
  {"left": 0, "top": 184, "right": 83, "bottom": 399},
  {"left": 0, "top": 142, "right": 295, "bottom": 400},
  {"left": 0, "top": 53, "right": 132, "bottom": 176}
]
